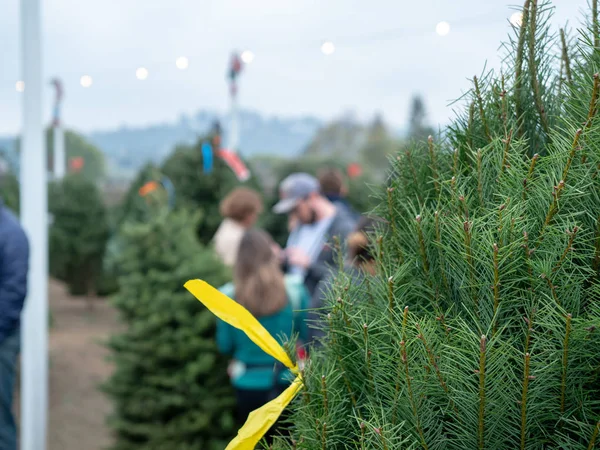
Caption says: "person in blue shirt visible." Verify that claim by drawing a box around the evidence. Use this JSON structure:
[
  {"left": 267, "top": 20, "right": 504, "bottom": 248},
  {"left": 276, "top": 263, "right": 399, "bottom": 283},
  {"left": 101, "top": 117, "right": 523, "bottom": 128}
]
[
  {"left": 0, "top": 200, "right": 29, "bottom": 450},
  {"left": 217, "top": 228, "right": 309, "bottom": 440}
]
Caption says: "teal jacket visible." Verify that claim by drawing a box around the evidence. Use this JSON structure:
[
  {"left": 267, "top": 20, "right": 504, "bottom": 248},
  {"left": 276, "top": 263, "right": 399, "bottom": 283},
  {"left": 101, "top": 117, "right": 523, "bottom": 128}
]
[{"left": 217, "top": 275, "right": 309, "bottom": 390}]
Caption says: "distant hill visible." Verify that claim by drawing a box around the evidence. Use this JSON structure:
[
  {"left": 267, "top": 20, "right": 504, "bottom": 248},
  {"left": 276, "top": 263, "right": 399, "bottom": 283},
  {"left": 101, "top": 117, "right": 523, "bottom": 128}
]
[
  {"left": 1, "top": 109, "right": 413, "bottom": 182},
  {"left": 88, "top": 109, "right": 322, "bottom": 179}
]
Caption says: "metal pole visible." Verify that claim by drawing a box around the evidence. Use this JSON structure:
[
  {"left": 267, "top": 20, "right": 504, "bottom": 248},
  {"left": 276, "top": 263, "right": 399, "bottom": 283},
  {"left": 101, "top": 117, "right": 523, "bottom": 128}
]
[
  {"left": 229, "top": 88, "right": 240, "bottom": 152},
  {"left": 53, "top": 125, "right": 65, "bottom": 179},
  {"left": 20, "top": 0, "right": 48, "bottom": 448}
]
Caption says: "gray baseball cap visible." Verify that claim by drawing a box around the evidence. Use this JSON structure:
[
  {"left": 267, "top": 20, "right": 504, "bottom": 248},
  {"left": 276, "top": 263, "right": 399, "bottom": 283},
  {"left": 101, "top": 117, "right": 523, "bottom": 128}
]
[{"left": 272, "top": 173, "right": 320, "bottom": 214}]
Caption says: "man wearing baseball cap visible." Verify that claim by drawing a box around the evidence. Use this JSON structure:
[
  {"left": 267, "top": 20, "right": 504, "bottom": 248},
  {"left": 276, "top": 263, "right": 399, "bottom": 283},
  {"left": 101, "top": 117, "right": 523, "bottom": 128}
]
[{"left": 273, "top": 173, "right": 356, "bottom": 297}]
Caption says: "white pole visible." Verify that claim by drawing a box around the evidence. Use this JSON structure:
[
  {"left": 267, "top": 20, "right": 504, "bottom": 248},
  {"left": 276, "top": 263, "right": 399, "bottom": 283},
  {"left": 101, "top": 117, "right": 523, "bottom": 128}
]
[
  {"left": 53, "top": 125, "right": 65, "bottom": 179},
  {"left": 20, "top": 0, "right": 48, "bottom": 449},
  {"left": 229, "top": 92, "right": 240, "bottom": 152}
]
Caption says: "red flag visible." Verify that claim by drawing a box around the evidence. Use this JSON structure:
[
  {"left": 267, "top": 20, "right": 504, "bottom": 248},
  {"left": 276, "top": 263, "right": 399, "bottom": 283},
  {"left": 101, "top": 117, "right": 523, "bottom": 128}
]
[
  {"left": 217, "top": 149, "right": 250, "bottom": 181},
  {"left": 347, "top": 162, "right": 363, "bottom": 179},
  {"left": 69, "top": 157, "right": 84, "bottom": 172}
]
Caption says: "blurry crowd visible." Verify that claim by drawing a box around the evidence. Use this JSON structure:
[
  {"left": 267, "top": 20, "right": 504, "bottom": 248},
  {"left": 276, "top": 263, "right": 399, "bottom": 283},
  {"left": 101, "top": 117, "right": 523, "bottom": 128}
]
[
  {"left": 0, "top": 168, "right": 376, "bottom": 448},
  {"left": 211, "top": 168, "right": 378, "bottom": 441}
]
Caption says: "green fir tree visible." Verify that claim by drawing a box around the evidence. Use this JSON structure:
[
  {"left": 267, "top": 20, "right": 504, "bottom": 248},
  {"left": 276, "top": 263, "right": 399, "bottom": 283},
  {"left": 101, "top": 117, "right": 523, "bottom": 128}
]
[
  {"left": 103, "top": 208, "right": 236, "bottom": 450},
  {"left": 272, "top": 1, "right": 600, "bottom": 448},
  {"left": 0, "top": 170, "right": 19, "bottom": 213},
  {"left": 114, "top": 163, "right": 166, "bottom": 226},
  {"left": 161, "top": 137, "right": 262, "bottom": 245},
  {"left": 49, "top": 173, "right": 109, "bottom": 297}
]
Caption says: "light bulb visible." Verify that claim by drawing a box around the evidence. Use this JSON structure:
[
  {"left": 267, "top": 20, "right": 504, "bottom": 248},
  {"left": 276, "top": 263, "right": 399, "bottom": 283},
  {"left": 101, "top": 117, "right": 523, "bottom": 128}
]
[
  {"left": 241, "top": 50, "right": 255, "bottom": 64},
  {"left": 80, "top": 75, "right": 93, "bottom": 88},
  {"left": 510, "top": 12, "right": 523, "bottom": 27},
  {"left": 176, "top": 57, "right": 189, "bottom": 70},
  {"left": 436, "top": 21, "right": 451, "bottom": 36},
  {"left": 136, "top": 67, "right": 149, "bottom": 80},
  {"left": 321, "top": 41, "right": 335, "bottom": 55}
]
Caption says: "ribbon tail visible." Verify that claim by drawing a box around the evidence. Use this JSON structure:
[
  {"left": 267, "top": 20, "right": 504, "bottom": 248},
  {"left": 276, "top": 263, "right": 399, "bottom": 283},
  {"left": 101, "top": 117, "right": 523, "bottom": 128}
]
[
  {"left": 184, "top": 279, "right": 296, "bottom": 369},
  {"left": 225, "top": 375, "right": 303, "bottom": 450}
]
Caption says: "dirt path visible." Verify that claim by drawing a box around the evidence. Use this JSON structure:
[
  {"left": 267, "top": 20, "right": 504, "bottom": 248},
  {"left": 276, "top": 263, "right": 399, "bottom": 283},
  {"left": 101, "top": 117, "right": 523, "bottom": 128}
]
[{"left": 15, "top": 280, "right": 121, "bottom": 450}]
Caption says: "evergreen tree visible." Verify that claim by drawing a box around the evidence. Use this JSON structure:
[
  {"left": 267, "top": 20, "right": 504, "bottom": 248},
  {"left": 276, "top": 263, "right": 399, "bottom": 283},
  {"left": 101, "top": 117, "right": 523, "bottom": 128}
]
[
  {"left": 49, "top": 173, "right": 109, "bottom": 297},
  {"left": 407, "top": 94, "right": 435, "bottom": 142},
  {"left": 272, "top": 1, "right": 600, "bottom": 448},
  {"left": 303, "top": 113, "right": 367, "bottom": 160},
  {"left": 161, "top": 137, "right": 262, "bottom": 245},
  {"left": 46, "top": 128, "right": 106, "bottom": 181},
  {"left": 104, "top": 208, "right": 235, "bottom": 450},
  {"left": 15, "top": 128, "right": 106, "bottom": 181},
  {"left": 359, "top": 114, "right": 398, "bottom": 173},
  {"left": 0, "top": 170, "right": 19, "bottom": 213},
  {"left": 115, "top": 162, "right": 165, "bottom": 226}
]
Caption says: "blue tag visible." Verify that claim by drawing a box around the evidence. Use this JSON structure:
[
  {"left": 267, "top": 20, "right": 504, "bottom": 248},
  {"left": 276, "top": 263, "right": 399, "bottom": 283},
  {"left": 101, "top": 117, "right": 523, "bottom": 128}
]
[
  {"left": 201, "top": 142, "right": 213, "bottom": 173},
  {"left": 161, "top": 176, "right": 175, "bottom": 208}
]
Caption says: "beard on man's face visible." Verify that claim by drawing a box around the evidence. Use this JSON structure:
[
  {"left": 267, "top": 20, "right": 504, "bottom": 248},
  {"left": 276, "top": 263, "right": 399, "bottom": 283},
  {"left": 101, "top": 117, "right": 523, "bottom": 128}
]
[{"left": 300, "top": 208, "right": 317, "bottom": 225}]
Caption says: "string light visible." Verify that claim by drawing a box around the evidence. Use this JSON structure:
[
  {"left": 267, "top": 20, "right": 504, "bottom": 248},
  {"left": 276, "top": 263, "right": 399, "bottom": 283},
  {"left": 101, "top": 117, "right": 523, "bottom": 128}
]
[
  {"left": 175, "top": 57, "right": 189, "bottom": 70},
  {"left": 80, "top": 75, "right": 93, "bottom": 88},
  {"left": 136, "top": 67, "right": 149, "bottom": 80},
  {"left": 241, "top": 50, "right": 255, "bottom": 64},
  {"left": 4, "top": 10, "right": 524, "bottom": 91},
  {"left": 510, "top": 12, "right": 523, "bottom": 27},
  {"left": 321, "top": 41, "right": 335, "bottom": 55},
  {"left": 436, "top": 21, "right": 451, "bottom": 36}
]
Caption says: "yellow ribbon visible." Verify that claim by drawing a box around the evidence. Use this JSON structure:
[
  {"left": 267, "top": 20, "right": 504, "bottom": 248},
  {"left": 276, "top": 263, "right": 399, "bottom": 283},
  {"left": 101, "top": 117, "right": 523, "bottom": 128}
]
[{"left": 184, "top": 279, "right": 303, "bottom": 449}]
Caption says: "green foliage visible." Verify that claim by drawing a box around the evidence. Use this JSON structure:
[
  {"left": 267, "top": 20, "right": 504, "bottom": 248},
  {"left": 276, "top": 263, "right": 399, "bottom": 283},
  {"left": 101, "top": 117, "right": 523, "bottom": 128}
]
[
  {"left": 103, "top": 208, "right": 235, "bottom": 450},
  {"left": 49, "top": 174, "right": 109, "bottom": 296},
  {"left": 274, "top": 1, "right": 600, "bottom": 449},
  {"left": 47, "top": 128, "right": 106, "bottom": 182},
  {"left": 359, "top": 115, "right": 399, "bottom": 173},
  {"left": 161, "top": 138, "right": 262, "bottom": 244},
  {"left": 114, "top": 163, "right": 165, "bottom": 226},
  {"left": 304, "top": 115, "right": 367, "bottom": 159},
  {"left": 15, "top": 128, "right": 105, "bottom": 182},
  {"left": 407, "top": 94, "right": 436, "bottom": 143},
  {"left": 302, "top": 114, "right": 403, "bottom": 174},
  {"left": 0, "top": 170, "right": 19, "bottom": 213}
]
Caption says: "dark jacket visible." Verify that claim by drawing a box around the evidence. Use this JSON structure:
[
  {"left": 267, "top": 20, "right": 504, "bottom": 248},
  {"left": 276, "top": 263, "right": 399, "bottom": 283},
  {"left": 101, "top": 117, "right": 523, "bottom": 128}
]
[
  {"left": 325, "top": 194, "right": 360, "bottom": 221},
  {"left": 302, "top": 207, "right": 356, "bottom": 297},
  {"left": 0, "top": 202, "right": 29, "bottom": 344}
]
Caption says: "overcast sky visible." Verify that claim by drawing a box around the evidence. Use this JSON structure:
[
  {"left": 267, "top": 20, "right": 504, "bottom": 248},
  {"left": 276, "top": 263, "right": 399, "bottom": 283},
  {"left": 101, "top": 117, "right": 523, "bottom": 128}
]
[{"left": 0, "top": 0, "right": 589, "bottom": 135}]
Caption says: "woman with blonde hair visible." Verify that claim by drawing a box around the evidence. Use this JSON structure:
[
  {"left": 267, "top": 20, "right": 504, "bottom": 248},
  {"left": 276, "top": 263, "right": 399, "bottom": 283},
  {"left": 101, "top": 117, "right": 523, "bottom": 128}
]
[
  {"left": 213, "top": 187, "right": 263, "bottom": 267},
  {"left": 216, "top": 228, "right": 309, "bottom": 439}
]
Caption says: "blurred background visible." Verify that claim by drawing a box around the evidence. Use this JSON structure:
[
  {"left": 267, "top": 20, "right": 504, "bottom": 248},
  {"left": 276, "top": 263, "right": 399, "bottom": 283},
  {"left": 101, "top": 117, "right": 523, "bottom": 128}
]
[{"left": 0, "top": 0, "right": 588, "bottom": 449}]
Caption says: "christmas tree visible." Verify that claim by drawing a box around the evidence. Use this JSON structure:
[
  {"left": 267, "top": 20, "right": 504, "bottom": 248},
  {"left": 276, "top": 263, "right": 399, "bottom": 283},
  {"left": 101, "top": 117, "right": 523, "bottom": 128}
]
[
  {"left": 49, "top": 173, "right": 109, "bottom": 297},
  {"left": 103, "top": 208, "right": 235, "bottom": 450},
  {"left": 114, "top": 163, "right": 166, "bottom": 227},
  {"left": 161, "top": 136, "right": 262, "bottom": 245},
  {"left": 271, "top": 1, "right": 600, "bottom": 448},
  {"left": 0, "top": 170, "right": 19, "bottom": 213}
]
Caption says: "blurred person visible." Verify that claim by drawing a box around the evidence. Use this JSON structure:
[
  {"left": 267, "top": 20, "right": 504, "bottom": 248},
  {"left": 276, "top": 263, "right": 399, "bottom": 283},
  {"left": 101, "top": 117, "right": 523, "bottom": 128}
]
[
  {"left": 213, "top": 187, "right": 263, "bottom": 267},
  {"left": 273, "top": 173, "right": 355, "bottom": 296},
  {"left": 217, "top": 229, "right": 309, "bottom": 441},
  {"left": 308, "top": 216, "right": 380, "bottom": 344},
  {"left": 317, "top": 167, "right": 359, "bottom": 220},
  {"left": 287, "top": 212, "right": 298, "bottom": 233},
  {"left": 0, "top": 199, "right": 29, "bottom": 450}
]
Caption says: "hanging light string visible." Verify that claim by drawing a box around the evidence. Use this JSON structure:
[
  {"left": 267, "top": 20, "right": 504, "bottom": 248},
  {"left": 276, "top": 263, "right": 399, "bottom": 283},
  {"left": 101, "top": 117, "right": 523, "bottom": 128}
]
[{"left": 10, "top": 7, "right": 524, "bottom": 91}]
